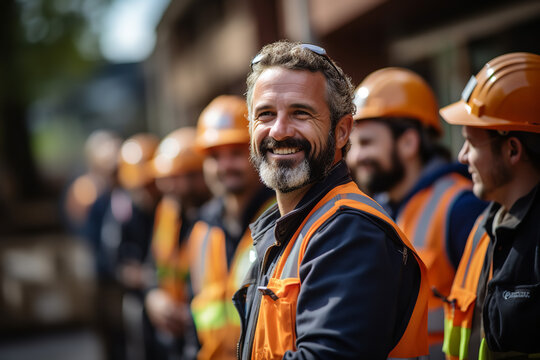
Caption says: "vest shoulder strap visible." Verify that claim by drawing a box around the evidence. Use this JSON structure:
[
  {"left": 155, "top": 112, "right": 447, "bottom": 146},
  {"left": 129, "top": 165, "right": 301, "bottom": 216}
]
[
  {"left": 398, "top": 173, "right": 471, "bottom": 249},
  {"left": 277, "top": 182, "right": 411, "bottom": 280},
  {"left": 272, "top": 181, "right": 429, "bottom": 357},
  {"left": 458, "top": 210, "right": 490, "bottom": 290}
]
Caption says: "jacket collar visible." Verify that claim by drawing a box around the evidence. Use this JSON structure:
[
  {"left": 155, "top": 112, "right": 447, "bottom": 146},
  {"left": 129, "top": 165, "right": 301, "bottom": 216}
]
[
  {"left": 376, "top": 158, "right": 469, "bottom": 218},
  {"left": 399, "top": 160, "right": 468, "bottom": 206},
  {"left": 484, "top": 181, "right": 540, "bottom": 237},
  {"left": 250, "top": 161, "right": 352, "bottom": 250}
]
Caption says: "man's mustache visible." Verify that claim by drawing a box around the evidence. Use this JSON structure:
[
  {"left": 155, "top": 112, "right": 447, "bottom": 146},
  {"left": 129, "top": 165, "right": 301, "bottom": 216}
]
[{"left": 258, "top": 137, "right": 311, "bottom": 155}]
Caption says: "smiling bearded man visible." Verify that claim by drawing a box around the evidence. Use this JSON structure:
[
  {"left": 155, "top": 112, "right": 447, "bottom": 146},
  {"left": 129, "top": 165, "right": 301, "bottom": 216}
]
[{"left": 232, "top": 40, "right": 431, "bottom": 360}]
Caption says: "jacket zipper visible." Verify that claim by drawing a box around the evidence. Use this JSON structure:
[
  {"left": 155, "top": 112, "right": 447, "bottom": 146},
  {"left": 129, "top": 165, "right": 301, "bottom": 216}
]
[
  {"left": 234, "top": 283, "right": 249, "bottom": 360},
  {"left": 239, "top": 240, "right": 280, "bottom": 359}
]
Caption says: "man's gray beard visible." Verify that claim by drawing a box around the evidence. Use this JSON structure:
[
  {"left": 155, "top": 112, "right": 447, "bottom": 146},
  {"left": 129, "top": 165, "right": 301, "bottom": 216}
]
[
  {"left": 257, "top": 158, "right": 311, "bottom": 193},
  {"left": 251, "top": 131, "right": 337, "bottom": 193}
]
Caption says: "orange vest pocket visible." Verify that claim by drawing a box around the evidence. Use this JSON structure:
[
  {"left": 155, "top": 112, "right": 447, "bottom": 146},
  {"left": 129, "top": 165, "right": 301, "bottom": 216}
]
[
  {"left": 252, "top": 277, "right": 300, "bottom": 360},
  {"left": 443, "top": 286, "right": 477, "bottom": 359},
  {"left": 450, "top": 286, "right": 477, "bottom": 314}
]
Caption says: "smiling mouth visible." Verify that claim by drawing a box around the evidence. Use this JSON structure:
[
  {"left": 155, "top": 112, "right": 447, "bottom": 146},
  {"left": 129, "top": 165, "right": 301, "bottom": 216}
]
[{"left": 271, "top": 147, "right": 301, "bottom": 155}]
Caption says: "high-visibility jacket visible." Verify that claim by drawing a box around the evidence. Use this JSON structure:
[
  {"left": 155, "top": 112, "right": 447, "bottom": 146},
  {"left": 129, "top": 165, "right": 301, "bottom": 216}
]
[
  {"left": 443, "top": 184, "right": 540, "bottom": 360},
  {"left": 250, "top": 181, "right": 430, "bottom": 359},
  {"left": 151, "top": 196, "right": 190, "bottom": 303},
  {"left": 188, "top": 197, "right": 275, "bottom": 360},
  {"left": 396, "top": 173, "right": 472, "bottom": 346},
  {"left": 442, "top": 213, "right": 490, "bottom": 360}
]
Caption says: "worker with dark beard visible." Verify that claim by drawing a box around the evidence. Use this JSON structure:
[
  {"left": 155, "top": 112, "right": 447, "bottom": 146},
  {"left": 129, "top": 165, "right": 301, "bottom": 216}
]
[{"left": 346, "top": 68, "right": 486, "bottom": 359}]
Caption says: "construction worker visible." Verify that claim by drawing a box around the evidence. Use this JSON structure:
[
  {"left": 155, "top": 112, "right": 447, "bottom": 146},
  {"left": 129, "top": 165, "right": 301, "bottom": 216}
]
[
  {"left": 439, "top": 52, "right": 540, "bottom": 359},
  {"left": 86, "top": 132, "right": 160, "bottom": 360},
  {"left": 115, "top": 133, "right": 161, "bottom": 290},
  {"left": 145, "top": 127, "right": 211, "bottom": 359},
  {"left": 78, "top": 130, "right": 124, "bottom": 360},
  {"left": 346, "top": 67, "right": 487, "bottom": 359},
  {"left": 64, "top": 129, "right": 122, "bottom": 234},
  {"left": 235, "top": 40, "right": 430, "bottom": 359},
  {"left": 188, "top": 95, "right": 275, "bottom": 360}
]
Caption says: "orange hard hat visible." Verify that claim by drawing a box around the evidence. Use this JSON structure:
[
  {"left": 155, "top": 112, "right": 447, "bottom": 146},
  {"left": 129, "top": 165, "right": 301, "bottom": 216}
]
[
  {"left": 353, "top": 67, "right": 442, "bottom": 135},
  {"left": 440, "top": 52, "right": 540, "bottom": 133},
  {"left": 195, "top": 95, "right": 250, "bottom": 152},
  {"left": 152, "top": 127, "right": 203, "bottom": 178},
  {"left": 118, "top": 133, "right": 159, "bottom": 189}
]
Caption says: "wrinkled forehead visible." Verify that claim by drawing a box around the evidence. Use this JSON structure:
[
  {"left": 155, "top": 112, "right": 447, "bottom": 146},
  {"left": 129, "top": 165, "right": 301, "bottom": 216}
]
[{"left": 251, "top": 67, "right": 328, "bottom": 109}]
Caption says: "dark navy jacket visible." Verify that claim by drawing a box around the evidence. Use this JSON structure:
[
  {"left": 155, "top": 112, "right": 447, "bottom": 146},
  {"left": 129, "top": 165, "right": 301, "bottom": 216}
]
[
  {"left": 471, "top": 183, "right": 540, "bottom": 357},
  {"left": 234, "top": 161, "right": 423, "bottom": 359}
]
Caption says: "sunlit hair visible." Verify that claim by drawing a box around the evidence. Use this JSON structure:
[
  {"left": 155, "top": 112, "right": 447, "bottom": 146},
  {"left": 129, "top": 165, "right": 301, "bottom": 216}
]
[{"left": 246, "top": 40, "right": 355, "bottom": 155}]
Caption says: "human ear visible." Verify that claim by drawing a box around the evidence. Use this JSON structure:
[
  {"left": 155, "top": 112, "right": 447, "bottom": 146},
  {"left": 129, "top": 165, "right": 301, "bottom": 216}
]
[
  {"left": 335, "top": 114, "right": 353, "bottom": 150},
  {"left": 507, "top": 137, "right": 523, "bottom": 165}
]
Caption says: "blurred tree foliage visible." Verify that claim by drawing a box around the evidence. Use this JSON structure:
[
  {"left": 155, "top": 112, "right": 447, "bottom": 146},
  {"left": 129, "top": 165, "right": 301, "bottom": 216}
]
[{"left": 0, "top": 0, "right": 110, "bottom": 199}]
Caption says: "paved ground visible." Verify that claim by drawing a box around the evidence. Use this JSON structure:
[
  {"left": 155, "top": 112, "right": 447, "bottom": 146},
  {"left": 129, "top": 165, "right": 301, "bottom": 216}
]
[{"left": 0, "top": 328, "right": 104, "bottom": 360}]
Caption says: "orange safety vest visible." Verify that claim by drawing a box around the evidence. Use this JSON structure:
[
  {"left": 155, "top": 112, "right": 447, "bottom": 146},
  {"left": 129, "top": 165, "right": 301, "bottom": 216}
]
[
  {"left": 251, "top": 182, "right": 430, "bottom": 359},
  {"left": 442, "top": 214, "right": 490, "bottom": 360},
  {"left": 397, "top": 173, "right": 472, "bottom": 346},
  {"left": 188, "top": 198, "right": 275, "bottom": 360},
  {"left": 151, "top": 196, "right": 190, "bottom": 302}
]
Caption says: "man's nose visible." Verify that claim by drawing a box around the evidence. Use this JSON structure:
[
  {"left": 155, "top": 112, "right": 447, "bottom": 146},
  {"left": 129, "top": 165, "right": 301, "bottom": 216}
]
[
  {"left": 458, "top": 142, "right": 469, "bottom": 165},
  {"left": 268, "top": 114, "right": 294, "bottom": 141}
]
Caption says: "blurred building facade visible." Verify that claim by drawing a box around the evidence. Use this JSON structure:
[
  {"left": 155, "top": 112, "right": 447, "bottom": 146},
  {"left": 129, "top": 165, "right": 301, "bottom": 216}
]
[{"left": 146, "top": 0, "right": 540, "bottom": 154}]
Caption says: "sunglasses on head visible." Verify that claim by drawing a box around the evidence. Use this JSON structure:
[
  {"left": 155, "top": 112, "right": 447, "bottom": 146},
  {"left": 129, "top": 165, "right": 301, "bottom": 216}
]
[{"left": 251, "top": 43, "right": 345, "bottom": 81}]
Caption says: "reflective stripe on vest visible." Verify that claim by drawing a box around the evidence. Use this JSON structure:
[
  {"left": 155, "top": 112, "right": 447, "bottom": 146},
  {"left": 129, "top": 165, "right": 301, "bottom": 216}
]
[
  {"left": 189, "top": 222, "right": 249, "bottom": 360},
  {"left": 151, "top": 197, "right": 189, "bottom": 302},
  {"left": 189, "top": 197, "right": 275, "bottom": 360},
  {"left": 252, "top": 182, "right": 429, "bottom": 359},
  {"left": 397, "top": 174, "right": 472, "bottom": 338},
  {"left": 399, "top": 175, "right": 464, "bottom": 249},
  {"left": 188, "top": 221, "right": 214, "bottom": 295},
  {"left": 443, "top": 213, "right": 490, "bottom": 360},
  {"left": 460, "top": 217, "right": 487, "bottom": 289},
  {"left": 152, "top": 198, "right": 181, "bottom": 262},
  {"left": 191, "top": 299, "right": 241, "bottom": 330},
  {"left": 281, "top": 192, "right": 390, "bottom": 279}
]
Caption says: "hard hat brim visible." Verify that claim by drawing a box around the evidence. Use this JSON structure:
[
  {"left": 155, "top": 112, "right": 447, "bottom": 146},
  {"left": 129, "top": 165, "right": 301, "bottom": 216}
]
[
  {"left": 440, "top": 100, "right": 540, "bottom": 133},
  {"left": 440, "top": 100, "right": 482, "bottom": 126},
  {"left": 195, "top": 129, "right": 251, "bottom": 153}
]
